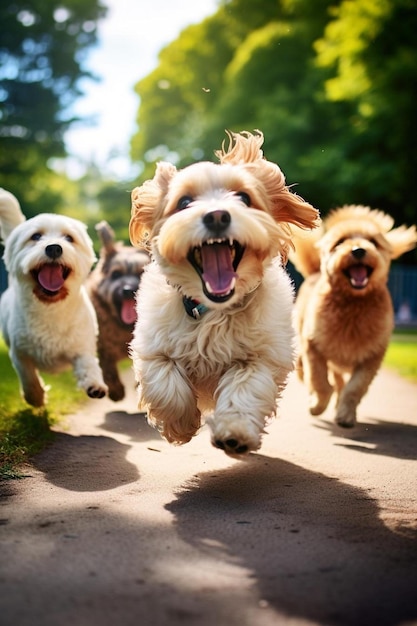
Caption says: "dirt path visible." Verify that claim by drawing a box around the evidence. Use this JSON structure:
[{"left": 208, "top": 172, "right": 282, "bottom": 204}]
[{"left": 1, "top": 366, "right": 416, "bottom": 626}]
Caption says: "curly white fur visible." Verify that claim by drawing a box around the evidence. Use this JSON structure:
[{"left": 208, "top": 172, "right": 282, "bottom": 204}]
[
  {"left": 0, "top": 189, "right": 108, "bottom": 407},
  {"left": 129, "top": 131, "right": 319, "bottom": 455}
]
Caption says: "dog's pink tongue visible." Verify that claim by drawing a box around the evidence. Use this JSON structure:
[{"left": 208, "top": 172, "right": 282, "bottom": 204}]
[
  {"left": 121, "top": 299, "right": 137, "bottom": 325},
  {"left": 349, "top": 265, "right": 368, "bottom": 287},
  {"left": 37, "top": 265, "right": 65, "bottom": 291},
  {"left": 201, "top": 243, "right": 237, "bottom": 295}
]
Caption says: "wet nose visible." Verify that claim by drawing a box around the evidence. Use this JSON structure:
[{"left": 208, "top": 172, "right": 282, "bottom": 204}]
[
  {"left": 45, "top": 244, "right": 63, "bottom": 259},
  {"left": 351, "top": 247, "right": 366, "bottom": 260},
  {"left": 203, "top": 210, "right": 231, "bottom": 234},
  {"left": 122, "top": 284, "right": 136, "bottom": 299}
]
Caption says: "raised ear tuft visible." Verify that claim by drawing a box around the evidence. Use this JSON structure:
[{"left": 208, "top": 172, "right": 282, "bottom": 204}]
[
  {"left": 95, "top": 220, "right": 116, "bottom": 255},
  {"left": 385, "top": 224, "right": 417, "bottom": 259},
  {"left": 215, "top": 130, "right": 265, "bottom": 165}
]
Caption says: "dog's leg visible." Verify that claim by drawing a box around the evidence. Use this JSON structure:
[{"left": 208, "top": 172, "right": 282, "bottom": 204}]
[
  {"left": 303, "top": 341, "right": 333, "bottom": 416},
  {"left": 209, "top": 362, "right": 281, "bottom": 456},
  {"left": 99, "top": 351, "right": 125, "bottom": 402},
  {"left": 10, "top": 351, "right": 46, "bottom": 407},
  {"left": 335, "top": 354, "right": 384, "bottom": 427},
  {"left": 72, "top": 355, "right": 108, "bottom": 399},
  {"left": 139, "top": 357, "right": 201, "bottom": 444}
]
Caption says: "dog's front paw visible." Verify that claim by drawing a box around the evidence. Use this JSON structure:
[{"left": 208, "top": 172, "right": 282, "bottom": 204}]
[
  {"left": 209, "top": 420, "right": 262, "bottom": 457},
  {"left": 335, "top": 403, "right": 357, "bottom": 428},
  {"left": 212, "top": 437, "right": 252, "bottom": 456},
  {"left": 87, "top": 384, "right": 108, "bottom": 399}
]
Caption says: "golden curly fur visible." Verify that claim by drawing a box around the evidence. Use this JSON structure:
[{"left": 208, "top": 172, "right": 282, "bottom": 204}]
[{"left": 291, "top": 205, "right": 417, "bottom": 427}]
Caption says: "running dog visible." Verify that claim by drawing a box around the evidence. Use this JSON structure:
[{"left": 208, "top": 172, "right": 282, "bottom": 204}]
[
  {"left": 292, "top": 205, "right": 417, "bottom": 427},
  {"left": 87, "top": 221, "right": 149, "bottom": 401},
  {"left": 0, "top": 188, "right": 108, "bottom": 407},
  {"left": 129, "top": 131, "right": 319, "bottom": 455}
]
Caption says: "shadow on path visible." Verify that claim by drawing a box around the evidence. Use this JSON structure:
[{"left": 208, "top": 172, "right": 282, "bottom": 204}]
[
  {"left": 315, "top": 418, "right": 417, "bottom": 460},
  {"left": 32, "top": 432, "right": 139, "bottom": 491},
  {"left": 166, "top": 453, "right": 417, "bottom": 626}
]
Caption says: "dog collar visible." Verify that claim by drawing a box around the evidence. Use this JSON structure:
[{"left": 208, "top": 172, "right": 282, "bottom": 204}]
[{"left": 182, "top": 296, "right": 209, "bottom": 320}]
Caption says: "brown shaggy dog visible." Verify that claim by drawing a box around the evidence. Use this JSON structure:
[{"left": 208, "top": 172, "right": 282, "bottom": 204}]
[
  {"left": 87, "top": 221, "right": 149, "bottom": 401},
  {"left": 291, "top": 205, "right": 417, "bottom": 427}
]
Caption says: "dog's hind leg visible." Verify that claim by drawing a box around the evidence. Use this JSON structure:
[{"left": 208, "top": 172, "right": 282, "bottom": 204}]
[
  {"left": 335, "top": 354, "right": 383, "bottom": 427},
  {"left": 10, "top": 351, "right": 46, "bottom": 407},
  {"left": 72, "top": 355, "right": 108, "bottom": 399},
  {"left": 138, "top": 357, "right": 201, "bottom": 445}
]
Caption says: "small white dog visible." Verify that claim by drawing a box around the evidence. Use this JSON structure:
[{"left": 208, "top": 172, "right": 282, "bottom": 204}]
[
  {"left": 129, "top": 131, "right": 319, "bottom": 455},
  {"left": 0, "top": 188, "right": 108, "bottom": 407}
]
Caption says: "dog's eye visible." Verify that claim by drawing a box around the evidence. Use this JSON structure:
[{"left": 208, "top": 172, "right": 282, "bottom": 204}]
[
  {"left": 176, "top": 196, "right": 194, "bottom": 211},
  {"left": 369, "top": 238, "right": 379, "bottom": 248},
  {"left": 332, "top": 237, "right": 346, "bottom": 250},
  {"left": 237, "top": 191, "right": 251, "bottom": 207},
  {"left": 111, "top": 270, "right": 123, "bottom": 280},
  {"left": 30, "top": 232, "right": 42, "bottom": 241},
  {"left": 64, "top": 234, "right": 74, "bottom": 243}
]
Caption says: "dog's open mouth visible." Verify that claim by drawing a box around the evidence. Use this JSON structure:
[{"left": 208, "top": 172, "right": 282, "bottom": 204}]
[
  {"left": 32, "top": 263, "right": 71, "bottom": 295},
  {"left": 344, "top": 264, "right": 373, "bottom": 289},
  {"left": 115, "top": 296, "right": 137, "bottom": 327},
  {"left": 187, "top": 239, "right": 245, "bottom": 302}
]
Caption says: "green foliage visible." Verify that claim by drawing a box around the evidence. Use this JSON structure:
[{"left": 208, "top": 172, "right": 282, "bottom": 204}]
[
  {"left": 0, "top": 335, "right": 86, "bottom": 478},
  {"left": 384, "top": 332, "right": 417, "bottom": 383},
  {"left": 0, "top": 0, "right": 107, "bottom": 217},
  {"left": 130, "top": 0, "right": 417, "bottom": 262}
]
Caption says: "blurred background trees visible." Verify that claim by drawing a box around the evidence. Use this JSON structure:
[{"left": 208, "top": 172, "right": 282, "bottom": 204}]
[
  {"left": 0, "top": 0, "right": 106, "bottom": 218},
  {"left": 1, "top": 0, "right": 416, "bottom": 257},
  {"left": 132, "top": 0, "right": 417, "bottom": 239}
]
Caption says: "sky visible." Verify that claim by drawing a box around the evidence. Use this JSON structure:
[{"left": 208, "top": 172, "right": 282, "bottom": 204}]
[{"left": 62, "top": 0, "right": 218, "bottom": 180}]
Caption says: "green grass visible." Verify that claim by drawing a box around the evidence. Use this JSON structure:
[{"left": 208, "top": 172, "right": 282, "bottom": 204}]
[
  {"left": 0, "top": 336, "right": 86, "bottom": 479},
  {"left": 384, "top": 329, "right": 417, "bottom": 383}
]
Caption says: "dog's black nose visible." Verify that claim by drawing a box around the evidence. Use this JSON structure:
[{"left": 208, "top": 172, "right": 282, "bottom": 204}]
[
  {"left": 351, "top": 247, "right": 366, "bottom": 260},
  {"left": 122, "top": 285, "right": 136, "bottom": 299},
  {"left": 45, "top": 244, "right": 63, "bottom": 259},
  {"left": 203, "top": 210, "right": 231, "bottom": 234}
]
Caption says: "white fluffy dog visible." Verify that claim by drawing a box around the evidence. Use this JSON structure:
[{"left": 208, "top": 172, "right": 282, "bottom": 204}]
[
  {"left": 129, "top": 131, "right": 319, "bottom": 455},
  {"left": 0, "top": 188, "right": 108, "bottom": 407}
]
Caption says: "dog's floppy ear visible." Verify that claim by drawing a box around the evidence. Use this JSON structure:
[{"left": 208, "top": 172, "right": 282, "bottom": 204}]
[
  {"left": 261, "top": 161, "right": 319, "bottom": 231},
  {"left": 129, "top": 162, "right": 177, "bottom": 248},
  {"left": 385, "top": 224, "right": 417, "bottom": 259}
]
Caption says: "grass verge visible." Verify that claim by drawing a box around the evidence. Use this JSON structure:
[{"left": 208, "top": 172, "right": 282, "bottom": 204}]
[
  {"left": 0, "top": 336, "right": 86, "bottom": 479},
  {"left": 383, "top": 328, "right": 417, "bottom": 383}
]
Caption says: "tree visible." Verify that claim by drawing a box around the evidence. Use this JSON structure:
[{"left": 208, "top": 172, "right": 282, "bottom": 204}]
[
  {"left": 0, "top": 0, "right": 106, "bottom": 217},
  {"left": 314, "top": 0, "right": 417, "bottom": 226}
]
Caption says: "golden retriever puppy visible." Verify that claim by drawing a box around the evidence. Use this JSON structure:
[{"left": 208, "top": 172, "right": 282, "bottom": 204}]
[
  {"left": 0, "top": 188, "right": 108, "bottom": 407},
  {"left": 129, "top": 131, "right": 319, "bottom": 455},
  {"left": 292, "top": 205, "right": 417, "bottom": 427},
  {"left": 87, "top": 221, "right": 149, "bottom": 401}
]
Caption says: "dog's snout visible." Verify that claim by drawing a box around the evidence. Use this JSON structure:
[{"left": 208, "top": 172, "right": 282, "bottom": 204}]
[
  {"left": 122, "top": 284, "right": 136, "bottom": 299},
  {"left": 203, "top": 210, "right": 231, "bottom": 234},
  {"left": 45, "top": 244, "right": 63, "bottom": 260},
  {"left": 351, "top": 246, "right": 366, "bottom": 260}
]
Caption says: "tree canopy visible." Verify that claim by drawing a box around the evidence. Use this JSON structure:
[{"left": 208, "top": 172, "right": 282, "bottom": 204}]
[
  {"left": 131, "top": 0, "right": 417, "bottom": 243},
  {"left": 0, "top": 0, "right": 106, "bottom": 217}
]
